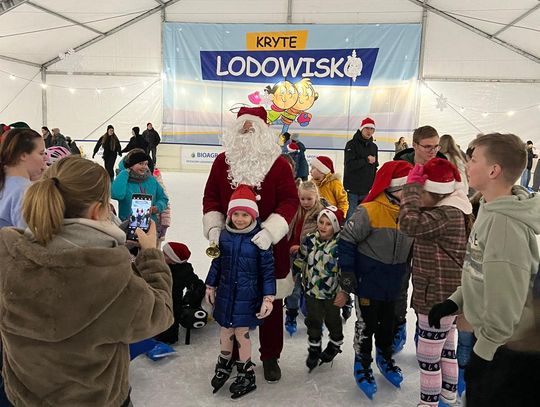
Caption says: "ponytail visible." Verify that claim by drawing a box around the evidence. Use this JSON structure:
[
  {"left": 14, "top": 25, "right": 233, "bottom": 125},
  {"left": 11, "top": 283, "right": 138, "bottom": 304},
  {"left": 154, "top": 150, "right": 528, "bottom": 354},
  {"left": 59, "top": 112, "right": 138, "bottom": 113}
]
[
  {"left": 23, "top": 177, "right": 65, "bottom": 244},
  {"left": 22, "top": 155, "right": 111, "bottom": 245}
]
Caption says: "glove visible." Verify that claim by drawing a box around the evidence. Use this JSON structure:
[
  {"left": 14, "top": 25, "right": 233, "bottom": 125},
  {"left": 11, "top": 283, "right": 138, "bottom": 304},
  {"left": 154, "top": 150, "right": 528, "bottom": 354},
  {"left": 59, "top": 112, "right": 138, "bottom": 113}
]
[
  {"left": 205, "top": 287, "right": 216, "bottom": 307},
  {"left": 340, "top": 270, "right": 357, "bottom": 294},
  {"left": 465, "top": 350, "right": 490, "bottom": 382},
  {"left": 248, "top": 91, "right": 262, "bottom": 105},
  {"left": 251, "top": 228, "right": 273, "bottom": 250},
  {"left": 208, "top": 227, "right": 221, "bottom": 245},
  {"left": 407, "top": 164, "right": 428, "bottom": 185},
  {"left": 297, "top": 112, "right": 312, "bottom": 126},
  {"left": 428, "top": 299, "right": 458, "bottom": 329},
  {"left": 256, "top": 297, "right": 274, "bottom": 319}
]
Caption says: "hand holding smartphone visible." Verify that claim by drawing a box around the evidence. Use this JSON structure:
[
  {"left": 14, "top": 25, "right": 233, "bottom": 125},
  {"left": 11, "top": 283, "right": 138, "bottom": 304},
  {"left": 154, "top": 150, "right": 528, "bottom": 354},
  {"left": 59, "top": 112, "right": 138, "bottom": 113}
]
[{"left": 127, "top": 193, "right": 153, "bottom": 241}]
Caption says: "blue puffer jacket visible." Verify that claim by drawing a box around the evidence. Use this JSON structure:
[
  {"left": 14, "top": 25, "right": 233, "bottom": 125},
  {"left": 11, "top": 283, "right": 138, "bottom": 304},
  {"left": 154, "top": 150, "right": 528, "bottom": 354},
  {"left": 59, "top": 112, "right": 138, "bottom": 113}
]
[{"left": 205, "top": 221, "right": 276, "bottom": 328}]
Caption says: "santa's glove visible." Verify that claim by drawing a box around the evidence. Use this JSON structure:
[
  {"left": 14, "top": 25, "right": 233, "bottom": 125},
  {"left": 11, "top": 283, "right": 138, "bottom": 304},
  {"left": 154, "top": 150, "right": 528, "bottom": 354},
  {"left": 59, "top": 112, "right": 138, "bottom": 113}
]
[
  {"left": 407, "top": 164, "right": 428, "bottom": 185},
  {"left": 251, "top": 229, "right": 273, "bottom": 250},
  {"left": 208, "top": 227, "right": 221, "bottom": 246},
  {"left": 256, "top": 297, "right": 274, "bottom": 319},
  {"left": 205, "top": 286, "right": 216, "bottom": 307},
  {"left": 428, "top": 299, "right": 458, "bottom": 329}
]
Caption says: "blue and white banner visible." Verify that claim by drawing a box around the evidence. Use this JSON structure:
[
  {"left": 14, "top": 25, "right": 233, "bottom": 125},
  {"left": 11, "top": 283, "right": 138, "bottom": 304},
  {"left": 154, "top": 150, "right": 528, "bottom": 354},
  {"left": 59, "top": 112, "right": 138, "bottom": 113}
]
[{"left": 163, "top": 23, "right": 421, "bottom": 150}]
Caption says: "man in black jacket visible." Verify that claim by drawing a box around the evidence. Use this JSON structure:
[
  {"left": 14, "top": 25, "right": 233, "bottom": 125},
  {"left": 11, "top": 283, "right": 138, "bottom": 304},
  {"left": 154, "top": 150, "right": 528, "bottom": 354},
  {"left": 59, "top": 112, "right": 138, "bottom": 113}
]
[
  {"left": 343, "top": 117, "right": 378, "bottom": 219},
  {"left": 143, "top": 122, "right": 161, "bottom": 164},
  {"left": 520, "top": 140, "right": 537, "bottom": 188}
]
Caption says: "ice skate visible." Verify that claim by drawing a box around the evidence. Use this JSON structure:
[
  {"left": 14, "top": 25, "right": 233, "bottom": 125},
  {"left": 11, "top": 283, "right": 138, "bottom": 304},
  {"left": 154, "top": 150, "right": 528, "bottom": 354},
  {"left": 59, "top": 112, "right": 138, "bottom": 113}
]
[
  {"left": 318, "top": 340, "right": 342, "bottom": 366},
  {"left": 211, "top": 356, "right": 234, "bottom": 394},
  {"left": 306, "top": 341, "right": 321, "bottom": 372},
  {"left": 376, "top": 351, "right": 403, "bottom": 388},
  {"left": 229, "top": 360, "right": 256, "bottom": 399},
  {"left": 285, "top": 309, "right": 298, "bottom": 336},
  {"left": 392, "top": 322, "right": 407, "bottom": 354},
  {"left": 354, "top": 354, "right": 377, "bottom": 399}
]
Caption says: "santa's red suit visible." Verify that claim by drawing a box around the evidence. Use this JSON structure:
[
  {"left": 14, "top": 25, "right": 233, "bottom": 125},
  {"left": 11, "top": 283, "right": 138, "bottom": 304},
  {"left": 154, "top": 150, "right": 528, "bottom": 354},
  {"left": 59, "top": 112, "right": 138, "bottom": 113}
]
[{"left": 202, "top": 109, "right": 299, "bottom": 365}]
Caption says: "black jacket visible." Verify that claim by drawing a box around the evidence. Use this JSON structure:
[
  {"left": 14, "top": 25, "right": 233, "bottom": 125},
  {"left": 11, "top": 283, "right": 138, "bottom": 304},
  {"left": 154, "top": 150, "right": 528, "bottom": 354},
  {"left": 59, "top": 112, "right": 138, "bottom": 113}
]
[
  {"left": 93, "top": 134, "right": 122, "bottom": 159},
  {"left": 527, "top": 148, "right": 537, "bottom": 170},
  {"left": 343, "top": 130, "right": 379, "bottom": 195},
  {"left": 143, "top": 129, "right": 161, "bottom": 148},
  {"left": 122, "top": 135, "right": 149, "bottom": 154}
]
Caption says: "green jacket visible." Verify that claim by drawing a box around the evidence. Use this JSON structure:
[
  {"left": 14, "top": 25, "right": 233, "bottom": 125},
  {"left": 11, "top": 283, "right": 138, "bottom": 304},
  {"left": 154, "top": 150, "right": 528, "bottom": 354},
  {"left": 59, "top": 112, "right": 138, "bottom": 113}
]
[{"left": 450, "top": 186, "right": 540, "bottom": 361}]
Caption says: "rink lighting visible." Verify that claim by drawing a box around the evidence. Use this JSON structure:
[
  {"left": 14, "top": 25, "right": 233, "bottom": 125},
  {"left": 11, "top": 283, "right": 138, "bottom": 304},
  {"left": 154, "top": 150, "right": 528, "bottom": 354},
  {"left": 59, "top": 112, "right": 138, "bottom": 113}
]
[
  {"left": 69, "top": 88, "right": 75, "bottom": 94},
  {"left": 481, "top": 112, "right": 488, "bottom": 118},
  {"left": 507, "top": 111, "right": 515, "bottom": 116},
  {"left": 9, "top": 74, "right": 15, "bottom": 80},
  {"left": 459, "top": 107, "right": 465, "bottom": 113},
  {"left": 40, "top": 83, "right": 47, "bottom": 89},
  {"left": 120, "top": 86, "right": 125, "bottom": 92},
  {"left": 96, "top": 89, "right": 102, "bottom": 94}
]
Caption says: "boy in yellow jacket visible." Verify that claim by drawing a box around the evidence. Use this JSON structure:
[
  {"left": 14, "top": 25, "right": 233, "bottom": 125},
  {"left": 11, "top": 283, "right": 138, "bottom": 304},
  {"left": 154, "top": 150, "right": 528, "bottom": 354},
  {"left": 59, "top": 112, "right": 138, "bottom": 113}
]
[{"left": 310, "top": 156, "right": 349, "bottom": 215}]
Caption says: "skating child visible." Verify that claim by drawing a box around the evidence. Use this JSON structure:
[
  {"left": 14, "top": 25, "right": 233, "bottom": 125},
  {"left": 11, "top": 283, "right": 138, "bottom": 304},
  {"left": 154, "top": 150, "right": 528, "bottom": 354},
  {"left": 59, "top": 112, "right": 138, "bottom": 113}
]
[
  {"left": 310, "top": 156, "right": 349, "bottom": 215},
  {"left": 285, "top": 180, "right": 325, "bottom": 335},
  {"left": 205, "top": 185, "right": 276, "bottom": 399},
  {"left": 429, "top": 133, "right": 540, "bottom": 407},
  {"left": 111, "top": 150, "right": 168, "bottom": 224},
  {"left": 399, "top": 158, "right": 473, "bottom": 407},
  {"left": 293, "top": 206, "right": 347, "bottom": 371},
  {"left": 155, "top": 242, "right": 207, "bottom": 345},
  {"left": 338, "top": 161, "right": 414, "bottom": 399}
]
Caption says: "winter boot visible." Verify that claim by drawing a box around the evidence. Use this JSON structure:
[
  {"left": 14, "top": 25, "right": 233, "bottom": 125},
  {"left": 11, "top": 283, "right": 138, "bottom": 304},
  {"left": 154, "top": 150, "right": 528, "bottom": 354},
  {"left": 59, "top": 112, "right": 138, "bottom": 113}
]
[
  {"left": 306, "top": 340, "right": 322, "bottom": 372},
  {"left": 341, "top": 295, "right": 353, "bottom": 322},
  {"left": 229, "top": 360, "right": 256, "bottom": 399},
  {"left": 319, "top": 339, "right": 343, "bottom": 365},
  {"left": 354, "top": 354, "right": 377, "bottom": 400},
  {"left": 376, "top": 350, "right": 403, "bottom": 388},
  {"left": 285, "top": 309, "right": 298, "bottom": 336},
  {"left": 392, "top": 322, "right": 407, "bottom": 354},
  {"left": 211, "top": 355, "right": 234, "bottom": 394},
  {"left": 262, "top": 358, "right": 281, "bottom": 383}
]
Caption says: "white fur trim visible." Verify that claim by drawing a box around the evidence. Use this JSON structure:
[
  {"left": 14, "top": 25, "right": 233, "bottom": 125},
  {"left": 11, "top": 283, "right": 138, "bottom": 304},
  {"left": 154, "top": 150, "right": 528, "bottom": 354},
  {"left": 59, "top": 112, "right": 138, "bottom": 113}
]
[
  {"left": 162, "top": 244, "right": 185, "bottom": 264},
  {"left": 311, "top": 157, "right": 330, "bottom": 174},
  {"left": 261, "top": 213, "right": 290, "bottom": 244},
  {"left": 359, "top": 123, "right": 375, "bottom": 131},
  {"left": 424, "top": 179, "right": 456, "bottom": 194},
  {"left": 318, "top": 209, "right": 340, "bottom": 233},
  {"left": 390, "top": 175, "right": 408, "bottom": 187},
  {"left": 435, "top": 189, "right": 473, "bottom": 215},
  {"left": 227, "top": 198, "right": 259, "bottom": 215},
  {"left": 275, "top": 272, "right": 294, "bottom": 299},
  {"left": 236, "top": 113, "right": 267, "bottom": 126},
  {"left": 202, "top": 211, "right": 225, "bottom": 239}
]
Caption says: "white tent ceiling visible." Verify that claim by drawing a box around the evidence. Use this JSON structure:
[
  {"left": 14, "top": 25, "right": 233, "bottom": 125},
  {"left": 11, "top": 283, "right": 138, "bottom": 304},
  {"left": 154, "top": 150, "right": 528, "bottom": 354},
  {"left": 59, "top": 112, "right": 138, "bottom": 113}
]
[{"left": 0, "top": 0, "right": 539, "bottom": 145}]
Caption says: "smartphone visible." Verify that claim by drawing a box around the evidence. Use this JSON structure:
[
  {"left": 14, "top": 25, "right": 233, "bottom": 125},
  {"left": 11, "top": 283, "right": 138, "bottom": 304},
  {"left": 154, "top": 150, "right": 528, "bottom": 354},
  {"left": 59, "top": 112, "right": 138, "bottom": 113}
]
[{"left": 127, "top": 193, "right": 153, "bottom": 241}]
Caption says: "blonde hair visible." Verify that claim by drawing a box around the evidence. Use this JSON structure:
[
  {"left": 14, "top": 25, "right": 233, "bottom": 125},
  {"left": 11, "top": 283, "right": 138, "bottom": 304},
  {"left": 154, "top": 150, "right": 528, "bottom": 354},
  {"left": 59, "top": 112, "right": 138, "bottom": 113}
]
[
  {"left": 439, "top": 134, "right": 465, "bottom": 169},
  {"left": 23, "top": 156, "right": 111, "bottom": 244},
  {"left": 298, "top": 180, "right": 320, "bottom": 198}
]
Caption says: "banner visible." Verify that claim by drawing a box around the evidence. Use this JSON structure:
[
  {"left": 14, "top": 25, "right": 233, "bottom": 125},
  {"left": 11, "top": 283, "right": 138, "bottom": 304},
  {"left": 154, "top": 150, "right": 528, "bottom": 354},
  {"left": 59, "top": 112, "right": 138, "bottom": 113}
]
[{"left": 163, "top": 23, "right": 421, "bottom": 150}]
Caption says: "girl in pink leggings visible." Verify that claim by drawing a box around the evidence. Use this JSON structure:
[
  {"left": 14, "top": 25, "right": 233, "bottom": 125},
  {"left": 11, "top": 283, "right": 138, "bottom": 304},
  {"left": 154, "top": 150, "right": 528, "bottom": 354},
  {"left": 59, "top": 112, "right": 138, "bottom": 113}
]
[{"left": 399, "top": 158, "right": 473, "bottom": 407}]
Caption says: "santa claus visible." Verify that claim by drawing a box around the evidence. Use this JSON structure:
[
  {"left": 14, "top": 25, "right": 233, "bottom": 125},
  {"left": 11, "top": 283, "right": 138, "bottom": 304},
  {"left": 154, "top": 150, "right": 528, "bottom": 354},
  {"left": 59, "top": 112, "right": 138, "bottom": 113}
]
[{"left": 203, "top": 106, "right": 299, "bottom": 382}]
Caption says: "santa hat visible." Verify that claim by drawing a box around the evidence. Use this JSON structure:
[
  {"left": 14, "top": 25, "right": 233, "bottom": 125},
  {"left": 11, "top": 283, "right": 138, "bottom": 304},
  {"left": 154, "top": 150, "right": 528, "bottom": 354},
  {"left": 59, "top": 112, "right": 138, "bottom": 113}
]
[
  {"left": 311, "top": 156, "right": 334, "bottom": 174},
  {"left": 227, "top": 184, "right": 259, "bottom": 220},
  {"left": 163, "top": 242, "right": 191, "bottom": 264},
  {"left": 318, "top": 206, "right": 344, "bottom": 234},
  {"left": 237, "top": 106, "right": 268, "bottom": 125},
  {"left": 363, "top": 161, "right": 414, "bottom": 203},
  {"left": 287, "top": 142, "right": 299, "bottom": 153},
  {"left": 423, "top": 158, "right": 462, "bottom": 194},
  {"left": 359, "top": 117, "right": 376, "bottom": 131}
]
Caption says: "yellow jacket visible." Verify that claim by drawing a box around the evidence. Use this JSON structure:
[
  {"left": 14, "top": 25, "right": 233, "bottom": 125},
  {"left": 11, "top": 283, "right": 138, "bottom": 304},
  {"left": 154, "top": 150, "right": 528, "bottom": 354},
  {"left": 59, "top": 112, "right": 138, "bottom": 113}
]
[{"left": 314, "top": 173, "right": 349, "bottom": 215}]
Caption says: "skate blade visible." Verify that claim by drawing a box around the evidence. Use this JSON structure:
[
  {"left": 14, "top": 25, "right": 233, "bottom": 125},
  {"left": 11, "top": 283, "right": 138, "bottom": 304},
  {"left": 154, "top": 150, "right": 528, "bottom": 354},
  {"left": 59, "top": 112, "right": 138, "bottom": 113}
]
[{"left": 231, "top": 385, "right": 257, "bottom": 399}]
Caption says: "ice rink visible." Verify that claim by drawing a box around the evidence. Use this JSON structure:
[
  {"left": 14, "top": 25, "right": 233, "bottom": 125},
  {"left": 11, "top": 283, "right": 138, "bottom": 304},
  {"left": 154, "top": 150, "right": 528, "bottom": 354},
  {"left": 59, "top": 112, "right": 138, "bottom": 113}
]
[{"left": 129, "top": 172, "right": 423, "bottom": 406}]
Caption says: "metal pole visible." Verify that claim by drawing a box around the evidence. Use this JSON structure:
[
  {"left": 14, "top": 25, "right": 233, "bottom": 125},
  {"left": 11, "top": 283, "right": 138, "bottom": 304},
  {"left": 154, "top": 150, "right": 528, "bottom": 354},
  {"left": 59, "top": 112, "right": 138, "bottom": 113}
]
[
  {"left": 415, "top": 1, "right": 428, "bottom": 128},
  {"left": 287, "top": 0, "right": 293, "bottom": 24},
  {"left": 424, "top": 76, "right": 540, "bottom": 84},
  {"left": 41, "top": 67, "right": 47, "bottom": 126},
  {"left": 161, "top": 8, "right": 165, "bottom": 130}
]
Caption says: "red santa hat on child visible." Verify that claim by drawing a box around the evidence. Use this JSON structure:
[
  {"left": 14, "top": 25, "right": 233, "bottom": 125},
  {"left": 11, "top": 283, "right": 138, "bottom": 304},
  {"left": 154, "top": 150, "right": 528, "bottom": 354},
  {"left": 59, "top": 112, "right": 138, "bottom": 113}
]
[
  {"left": 287, "top": 142, "right": 299, "bottom": 153},
  {"left": 423, "top": 158, "right": 462, "bottom": 194},
  {"left": 163, "top": 242, "right": 191, "bottom": 264},
  {"left": 237, "top": 106, "right": 268, "bottom": 125},
  {"left": 311, "top": 156, "right": 334, "bottom": 174},
  {"left": 363, "top": 161, "right": 414, "bottom": 203},
  {"left": 360, "top": 117, "right": 376, "bottom": 131},
  {"left": 227, "top": 184, "right": 259, "bottom": 220},
  {"left": 318, "top": 206, "right": 345, "bottom": 234}
]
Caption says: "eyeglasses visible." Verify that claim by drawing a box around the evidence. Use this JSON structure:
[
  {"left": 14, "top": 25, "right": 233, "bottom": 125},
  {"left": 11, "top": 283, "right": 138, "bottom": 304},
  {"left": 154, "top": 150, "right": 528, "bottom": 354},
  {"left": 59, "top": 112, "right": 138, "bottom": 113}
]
[{"left": 416, "top": 143, "right": 441, "bottom": 152}]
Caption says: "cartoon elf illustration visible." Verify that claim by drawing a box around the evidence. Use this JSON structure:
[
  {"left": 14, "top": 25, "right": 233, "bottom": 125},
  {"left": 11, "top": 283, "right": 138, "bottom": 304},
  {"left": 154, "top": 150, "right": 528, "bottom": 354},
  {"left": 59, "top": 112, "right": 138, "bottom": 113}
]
[
  {"left": 263, "top": 80, "right": 299, "bottom": 125},
  {"left": 281, "top": 78, "right": 319, "bottom": 133}
]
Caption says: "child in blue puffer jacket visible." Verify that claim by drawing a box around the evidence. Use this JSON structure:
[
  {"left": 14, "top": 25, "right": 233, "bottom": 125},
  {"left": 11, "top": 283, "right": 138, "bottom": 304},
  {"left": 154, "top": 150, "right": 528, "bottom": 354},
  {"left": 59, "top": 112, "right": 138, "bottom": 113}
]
[
  {"left": 111, "top": 150, "right": 168, "bottom": 224},
  {"left": 205, "top": 184, "right": 276, "bottom": 400}
]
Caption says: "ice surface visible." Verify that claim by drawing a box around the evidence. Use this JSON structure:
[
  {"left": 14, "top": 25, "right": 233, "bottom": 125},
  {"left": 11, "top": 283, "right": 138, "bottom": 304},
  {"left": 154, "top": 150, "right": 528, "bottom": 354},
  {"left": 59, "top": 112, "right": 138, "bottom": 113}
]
[{"left": 129, "top": 172, "right": 423, "bottom": 406}]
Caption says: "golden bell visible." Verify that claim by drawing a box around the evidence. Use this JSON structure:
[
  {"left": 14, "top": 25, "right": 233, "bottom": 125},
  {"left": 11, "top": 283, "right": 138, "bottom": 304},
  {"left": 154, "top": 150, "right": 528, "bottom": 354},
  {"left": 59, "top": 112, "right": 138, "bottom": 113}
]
[{"left": 205, "top": 242, "right": 221, "bottom": 259}]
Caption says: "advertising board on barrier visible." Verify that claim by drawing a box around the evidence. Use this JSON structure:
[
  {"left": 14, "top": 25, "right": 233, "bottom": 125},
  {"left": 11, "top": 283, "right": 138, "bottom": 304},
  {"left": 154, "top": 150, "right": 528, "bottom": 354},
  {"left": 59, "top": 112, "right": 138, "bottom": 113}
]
[{"left": 181, "top": 146, "right": 222, "bottom": 166}]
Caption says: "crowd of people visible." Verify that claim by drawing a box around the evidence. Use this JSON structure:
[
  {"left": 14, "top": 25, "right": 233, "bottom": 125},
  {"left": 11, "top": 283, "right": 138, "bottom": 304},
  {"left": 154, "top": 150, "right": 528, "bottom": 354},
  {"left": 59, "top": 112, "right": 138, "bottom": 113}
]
[{"left": 0, "top": 111, "right": 538, "bottom": 407}]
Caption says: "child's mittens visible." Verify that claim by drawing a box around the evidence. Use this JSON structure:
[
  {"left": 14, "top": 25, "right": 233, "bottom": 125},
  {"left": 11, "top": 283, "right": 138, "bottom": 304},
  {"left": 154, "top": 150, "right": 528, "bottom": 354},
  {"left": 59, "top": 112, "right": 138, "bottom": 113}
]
[
  {"left": 256, "top": 297, "right": 274, "bottom": 319},
  {"left": 205, "top": 286, "right": 216, "bottom": 307},
  {"left": 251, "top": 229, "right": 273, "bottom": 250},
  {"left": 406, "top": 164, "right": 428, "bottom": 185}
]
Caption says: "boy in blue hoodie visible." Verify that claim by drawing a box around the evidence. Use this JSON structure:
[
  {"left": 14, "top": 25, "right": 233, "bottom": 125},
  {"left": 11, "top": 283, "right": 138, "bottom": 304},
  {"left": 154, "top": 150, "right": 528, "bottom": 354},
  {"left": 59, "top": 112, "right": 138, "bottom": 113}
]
[
  {"left": 429, "top": 133, "right": 540, "bottom": 407},
  {"left": 205, "top": 185, "right": 276, "bottom": 399},
  {"left": 338, "top": 161, "right": 414, "bottom": 400}
]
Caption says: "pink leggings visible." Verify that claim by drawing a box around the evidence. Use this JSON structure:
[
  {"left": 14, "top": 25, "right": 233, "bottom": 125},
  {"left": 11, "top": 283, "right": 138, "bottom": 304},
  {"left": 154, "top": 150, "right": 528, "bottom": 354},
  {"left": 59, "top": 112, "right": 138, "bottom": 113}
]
[{"left": 416, "top": 314, "right": 458, "bottom": 406}]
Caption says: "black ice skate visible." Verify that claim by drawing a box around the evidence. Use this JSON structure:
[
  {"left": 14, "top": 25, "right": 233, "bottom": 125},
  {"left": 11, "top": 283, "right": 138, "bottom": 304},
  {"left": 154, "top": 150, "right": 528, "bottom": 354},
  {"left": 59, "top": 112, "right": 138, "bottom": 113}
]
[
  {"left": 229, "top": 360, "right": 256, "bottom": 399},
  {"left": 319, "top": 339, "right": 343, "bottom": 366},
  {"left": 211, "top": 355, "right": 234, "bottom": 394},
  {"left": 306, "top": 340, "right": 322, "bottom": 372}
]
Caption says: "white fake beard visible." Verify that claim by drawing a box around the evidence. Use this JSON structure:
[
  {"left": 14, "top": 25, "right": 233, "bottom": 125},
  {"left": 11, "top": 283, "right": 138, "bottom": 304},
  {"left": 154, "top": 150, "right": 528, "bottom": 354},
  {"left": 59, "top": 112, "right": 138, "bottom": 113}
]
[{"left": 221, "top": 119, "right": 281, "bottom": 189}]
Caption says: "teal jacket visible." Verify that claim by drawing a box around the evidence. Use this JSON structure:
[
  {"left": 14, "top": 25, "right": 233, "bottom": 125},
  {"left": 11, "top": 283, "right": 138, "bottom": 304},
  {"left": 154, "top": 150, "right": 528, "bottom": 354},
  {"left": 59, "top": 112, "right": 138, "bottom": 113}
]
[{"left": 111, "top": 169, "right": 169, "bottom": 222}]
